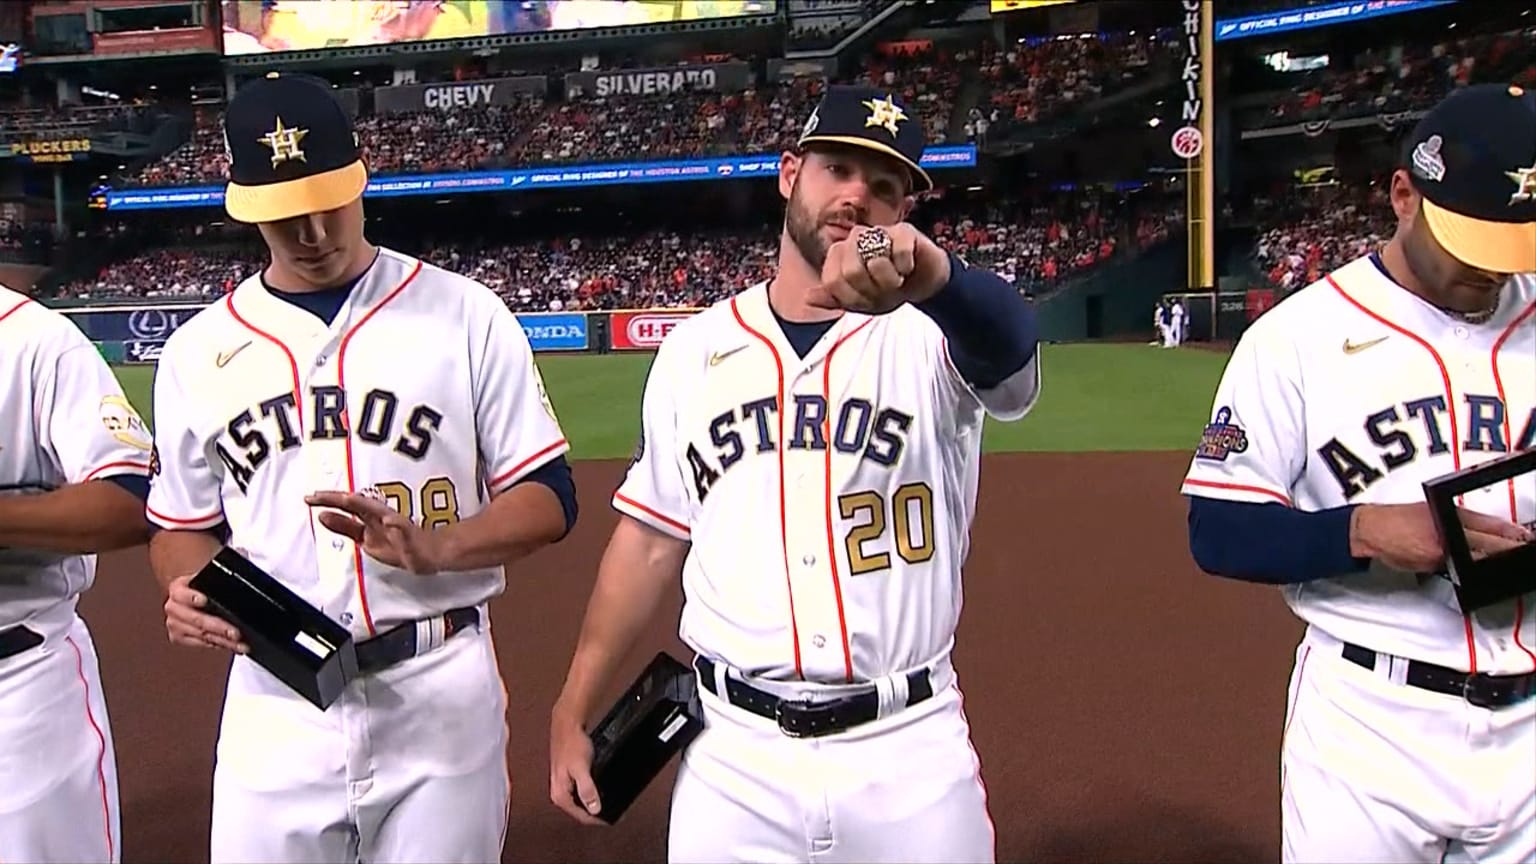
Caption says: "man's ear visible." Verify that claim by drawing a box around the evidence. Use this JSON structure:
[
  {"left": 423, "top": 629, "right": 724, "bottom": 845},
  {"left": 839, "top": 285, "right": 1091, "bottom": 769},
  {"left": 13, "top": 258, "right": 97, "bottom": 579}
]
[{"left": 778, "top": 150, "right": 801, "bottom": 201}]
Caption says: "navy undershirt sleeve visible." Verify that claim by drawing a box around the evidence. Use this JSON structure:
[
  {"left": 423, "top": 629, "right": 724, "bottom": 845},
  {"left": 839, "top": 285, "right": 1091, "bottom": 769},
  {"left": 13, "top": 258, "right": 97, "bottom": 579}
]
[
  {"left": 517, "top": 454, "right": 578, "bottom": 541},
  {"left": 913, "top": 252, "right": 1038, "bottom": 390},
  {"left": 103, "top": 473, "right": 150, "bottom": 502},
  {"left": 1187, "top": 496, "right": 1371, "bottom": 584}
]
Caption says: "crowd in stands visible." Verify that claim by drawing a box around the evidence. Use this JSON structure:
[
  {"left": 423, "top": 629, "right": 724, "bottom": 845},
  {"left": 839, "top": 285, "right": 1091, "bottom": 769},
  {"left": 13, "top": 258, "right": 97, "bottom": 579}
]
[
  {"left": 0, "top": 218, "right": 53, "bottom": 264},
  {"left": 1260, "top": 27, "right": 1536, "bottom": 124},
  {"left": 82, "top": 24, "right": 1178, "bottom": 189},
  {"left": 971, "top": 30, "right": 1177, "bottom": 141},
  {"left": 53, "top": 189, "right": 1185, "bottom": 307},
  {"left": 1250, "top": 179, "right": 1393, "bottom": 293}
]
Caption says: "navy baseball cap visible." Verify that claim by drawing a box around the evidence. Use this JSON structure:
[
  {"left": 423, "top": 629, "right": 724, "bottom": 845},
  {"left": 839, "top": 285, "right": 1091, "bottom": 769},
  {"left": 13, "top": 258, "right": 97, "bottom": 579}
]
[
  {"left": 1402, "top": 83, "right": 1536, "bottom": 274},
  {"left": 796, "top": 84, "right": 932, "bottom": 193},
  {"left": 222, "top": 71, "right": 367, "bottom": 224}
]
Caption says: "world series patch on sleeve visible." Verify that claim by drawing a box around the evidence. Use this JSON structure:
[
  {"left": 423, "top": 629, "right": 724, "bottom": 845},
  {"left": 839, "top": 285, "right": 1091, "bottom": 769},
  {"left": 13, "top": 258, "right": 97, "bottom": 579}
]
[{"left": 1195, "top": 407, "right": 1248, "bottom": 462}]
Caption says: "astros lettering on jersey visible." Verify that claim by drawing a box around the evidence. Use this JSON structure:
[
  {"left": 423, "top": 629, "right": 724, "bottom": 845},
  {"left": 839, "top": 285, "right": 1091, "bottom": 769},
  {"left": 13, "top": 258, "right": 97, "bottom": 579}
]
[
  {"left": 1182, "top": 256, "right": 1536, "bottom": 673},
  {"left": 613, "top": 279, "right": 1040, "bottom": 683},
  {"left": 145, "top": 247, "right": 568, "bottom": 637}
]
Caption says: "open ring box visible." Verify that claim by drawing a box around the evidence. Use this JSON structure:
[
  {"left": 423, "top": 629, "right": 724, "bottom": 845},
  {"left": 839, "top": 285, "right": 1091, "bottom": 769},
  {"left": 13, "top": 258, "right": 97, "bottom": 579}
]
[
  {"left": 1422, "top": 448, "right": 1536, "bottom": 614},
  {"left": 189, "top": 546, "right": 359, "bottom": 710}
]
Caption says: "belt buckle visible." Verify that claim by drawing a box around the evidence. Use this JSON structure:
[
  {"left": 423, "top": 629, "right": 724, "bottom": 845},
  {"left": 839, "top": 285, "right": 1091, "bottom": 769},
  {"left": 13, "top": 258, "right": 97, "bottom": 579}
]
[
  {"left": 774, "top": 697, "right": 837, "bottom": 739},
  {"left": 1462, "top": 674, "right": 1504, "bottom": 710}
]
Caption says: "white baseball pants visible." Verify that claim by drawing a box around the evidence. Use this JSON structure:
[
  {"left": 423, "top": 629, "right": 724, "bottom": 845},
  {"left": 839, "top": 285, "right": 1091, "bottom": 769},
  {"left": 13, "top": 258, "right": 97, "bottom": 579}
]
[
  {"left": 667, "top": 663, "right": 996, "bottom": 863},
  {"left": 207, "top": 624, "right": 510, "bottom": 864},
  {"left": 1280, "top": 627, "right": 1536, "bottom": 864},
  {"left": 0, "top": 612, "right": 120, "bottom": 864}
]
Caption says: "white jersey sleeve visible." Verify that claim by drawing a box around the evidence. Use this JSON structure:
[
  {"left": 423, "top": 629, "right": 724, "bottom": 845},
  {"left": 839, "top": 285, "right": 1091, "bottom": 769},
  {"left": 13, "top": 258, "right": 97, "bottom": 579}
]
[
  {"left": 42, "top": 337, "right": 153, "bottom": 485},
  {"left": 1180, "top": 322, "right": 1305, "bottom": 507},
  {"left": 611, "top": 334, "right": 692, "bottom": 541},
  {"left": 936, "top": 333, "right": 1041, "bottom": 423},
  {"left": 145, "top": 344, "right": 225, "bottom": 532},
  {"left": 472, "top": 297, "right": 569, "bottom": 494}
]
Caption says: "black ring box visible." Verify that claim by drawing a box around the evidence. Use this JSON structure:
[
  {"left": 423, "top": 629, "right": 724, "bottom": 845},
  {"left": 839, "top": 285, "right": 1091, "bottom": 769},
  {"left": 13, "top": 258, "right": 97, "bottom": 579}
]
[
  {"left": 189, "top": 546, "right": 359, "bottom": 710},
  {"left": 1423, "top": 449, "right": 1536, "bottom": 613},
  {"left": 583, "top": 651, "right": 705, "bottom": 825}
]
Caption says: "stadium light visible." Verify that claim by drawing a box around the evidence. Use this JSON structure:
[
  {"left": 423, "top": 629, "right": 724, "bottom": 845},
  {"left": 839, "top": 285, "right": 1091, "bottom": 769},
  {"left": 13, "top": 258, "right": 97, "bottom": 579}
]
[{"left": 1148, "top": 117, "right": 1161, "bottom": 127}]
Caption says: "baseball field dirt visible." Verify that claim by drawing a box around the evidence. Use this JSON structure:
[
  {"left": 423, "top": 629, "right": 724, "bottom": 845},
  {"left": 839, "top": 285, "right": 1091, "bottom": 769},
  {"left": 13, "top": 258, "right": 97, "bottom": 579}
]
[{"left": 82, "top": 449, "right": 1303, "bottom": 864}]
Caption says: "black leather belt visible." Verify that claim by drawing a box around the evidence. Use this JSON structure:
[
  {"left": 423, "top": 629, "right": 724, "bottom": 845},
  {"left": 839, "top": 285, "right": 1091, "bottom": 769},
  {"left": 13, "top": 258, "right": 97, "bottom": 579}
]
[
  {"left": 355, "top": 607, "right": 480, "bottom": 676},
  {"left": 0, "top": 625, "right": 43, "bottom": 661},
  {"left": 694, "top": 655, "right": 933, "bottom": 738},
  {"left": 1343, "top": 642, "right": 1536, "bottom": 710}
]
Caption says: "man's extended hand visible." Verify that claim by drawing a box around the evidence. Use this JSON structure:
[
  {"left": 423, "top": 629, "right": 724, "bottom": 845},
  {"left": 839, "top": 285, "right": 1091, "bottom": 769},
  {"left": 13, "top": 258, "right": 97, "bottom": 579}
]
[
  {"left": 808, "top": 223, "right": 952, "bottom": 315},
  {"left": 306, "top": 488, "right": 444, "bottom": 575}
]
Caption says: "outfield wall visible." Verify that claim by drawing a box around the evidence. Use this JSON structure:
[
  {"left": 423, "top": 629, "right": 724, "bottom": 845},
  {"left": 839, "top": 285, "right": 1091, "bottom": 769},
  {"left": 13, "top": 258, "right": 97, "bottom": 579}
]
[
  {"left": 66, "top": 302, "right": 702, "bottom": 363},
  {"left": 66, "top": 283, "right": 1267, "bottom": 365}
]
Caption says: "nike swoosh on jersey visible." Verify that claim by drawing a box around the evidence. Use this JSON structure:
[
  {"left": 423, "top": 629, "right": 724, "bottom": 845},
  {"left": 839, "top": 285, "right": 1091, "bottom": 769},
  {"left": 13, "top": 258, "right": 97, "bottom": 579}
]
[
  {"left": 216, "top": 341, "right": 253, "bottom": 367},
  {"left": 1342, "top": 336, "right": 1389, "bottom": 354},
  {"left": 709, "top": 345, "right": 748, "bottom": 366}
]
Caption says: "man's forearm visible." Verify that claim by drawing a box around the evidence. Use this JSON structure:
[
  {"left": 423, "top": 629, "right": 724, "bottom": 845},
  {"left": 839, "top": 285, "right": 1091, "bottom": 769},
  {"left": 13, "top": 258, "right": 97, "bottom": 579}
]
[
  {"left": 553, "top": 518, "right": 688, "bottom": 723},
  {"left": 433, "top": 481, "right": 567, "bottom": 573},
  {"left": 0, "top": 481, "right": 152, "bottom": 553},
  {"left": 148, "top": 528, "right": 224, "bottom": 592}
]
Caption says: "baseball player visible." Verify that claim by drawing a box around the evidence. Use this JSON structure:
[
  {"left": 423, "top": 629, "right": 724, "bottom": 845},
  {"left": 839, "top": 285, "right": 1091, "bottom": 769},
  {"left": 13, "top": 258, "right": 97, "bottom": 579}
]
[
  {"left": 1168, "top": 297, "right": 1185, "bottom": 346},
  {"left": 0, "top": 284, "right": 154, "bottom": 863},
  {"left": 548, "top": 85, "right": 1041, "bottom": 862},
  {"left": 1153, "top": 299, "right": 1167, "bottom": 345},
  {"left": 144, "top": 72, "right": 577, "bottom": 863},
  {"left": 1182, "top": 83, "right": 1536, "bottom": 863}
]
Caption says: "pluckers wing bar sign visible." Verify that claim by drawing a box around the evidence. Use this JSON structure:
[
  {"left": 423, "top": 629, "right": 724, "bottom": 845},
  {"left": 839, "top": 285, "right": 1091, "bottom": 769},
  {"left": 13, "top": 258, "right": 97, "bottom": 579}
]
[{"left": 8, "top": 137, "right": 92, "bottom": 164}]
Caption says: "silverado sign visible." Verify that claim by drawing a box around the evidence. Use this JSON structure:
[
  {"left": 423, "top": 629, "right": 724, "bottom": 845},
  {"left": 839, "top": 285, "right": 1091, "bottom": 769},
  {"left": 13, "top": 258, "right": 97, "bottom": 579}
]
[{"left": 564, "top": 62, "right": 752, "bottom": 97}]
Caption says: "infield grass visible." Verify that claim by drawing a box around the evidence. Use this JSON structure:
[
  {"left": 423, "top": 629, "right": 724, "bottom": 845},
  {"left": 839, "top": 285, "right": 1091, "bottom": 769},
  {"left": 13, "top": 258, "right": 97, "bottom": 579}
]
[{"left": 111, "top": 342, "right": 1229, "bottom": 460}]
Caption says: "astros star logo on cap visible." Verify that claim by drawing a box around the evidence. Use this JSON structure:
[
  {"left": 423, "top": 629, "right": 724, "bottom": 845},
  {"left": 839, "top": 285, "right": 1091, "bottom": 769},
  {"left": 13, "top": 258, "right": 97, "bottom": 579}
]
[
  {"left": 259, "top": 116, "right": 308, "bottom": 169},
  {"left": 1507, "top": 159, "right": 1536, "bottom": 205},
  {"left": 861, "top": 94, "right": 907, "bottom": 138}
]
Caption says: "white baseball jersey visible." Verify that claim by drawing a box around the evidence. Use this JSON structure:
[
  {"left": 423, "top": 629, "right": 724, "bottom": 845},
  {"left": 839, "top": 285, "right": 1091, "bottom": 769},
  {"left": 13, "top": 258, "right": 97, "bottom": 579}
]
[
  {"left": 1181, "top": 254, "right": 1536, "bottom": 673},
  {"left": 613, "top": 280, "right": 1040, "bottom": 684},
  {"left": 0, "top": 285, "right": 153, "bottom": 632},
  {"left": 145, "top": 247, "right": 568, "bottom": 638}
]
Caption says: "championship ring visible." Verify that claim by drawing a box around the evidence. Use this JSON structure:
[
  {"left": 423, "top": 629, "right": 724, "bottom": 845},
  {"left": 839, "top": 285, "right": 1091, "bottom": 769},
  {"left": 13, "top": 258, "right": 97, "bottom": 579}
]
[
  {"left": 856, "top": 227, "right": 893, "bottom": 264},
  {"left": 1421, "top": 449, "right": 1536, "bottom": 613}
]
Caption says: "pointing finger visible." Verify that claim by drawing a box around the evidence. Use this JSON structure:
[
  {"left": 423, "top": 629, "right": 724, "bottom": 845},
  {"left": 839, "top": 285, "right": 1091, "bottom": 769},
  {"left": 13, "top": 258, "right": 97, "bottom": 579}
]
[{"left": 317, "top": 511, "right": 368, "bottom": 542}]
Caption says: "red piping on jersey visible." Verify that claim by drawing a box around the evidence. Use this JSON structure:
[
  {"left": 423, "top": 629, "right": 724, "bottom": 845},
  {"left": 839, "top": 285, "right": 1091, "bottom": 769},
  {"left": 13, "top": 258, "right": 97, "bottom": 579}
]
[
  {"left": 0, "top": 297, "right": 30, "bottom": 324},
  {"left": 1488, "top": 298, "right": 1536, "bottom": 522},
  {"left": 1326, "top": 275, "right": 1478, "bottom": 672},
  {"left": 1181, "top": 478, "right": 1292, "bottom": 506},
  {"left": 146, "top": 505, "right": 223, "bottom": 528},
  {"left": 487, "top": 438, "right": 568, "bottom": 492},
  {"left": 730, "top": 295, "right": 803, "bottom": 680},
  {"left": 227, "top": 292, "right": 307, "bottom": 434},
  {"left": 821, "top": 319, "right": 872, "bottom": 684},
  {"left": 66, "top": 635, "right": 114, "bottom": 863},
  {"left": 335, "top": 258, "right": 422, "bottom": 637},
  {"left": 613, "top": 491, "right": 689, "bottom": 536},
  {"left": 1515, "top": 597, "right": 1536, "bottom": 671},
  {"left": 83, "top": 460, "right": 150, "bottom": 481}
]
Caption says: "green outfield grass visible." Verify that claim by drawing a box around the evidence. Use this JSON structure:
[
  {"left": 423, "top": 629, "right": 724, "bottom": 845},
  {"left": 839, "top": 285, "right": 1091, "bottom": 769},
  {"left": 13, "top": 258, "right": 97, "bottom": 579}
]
[{"left": 110, "top": 343, "right": 1230, "bottom": 460}]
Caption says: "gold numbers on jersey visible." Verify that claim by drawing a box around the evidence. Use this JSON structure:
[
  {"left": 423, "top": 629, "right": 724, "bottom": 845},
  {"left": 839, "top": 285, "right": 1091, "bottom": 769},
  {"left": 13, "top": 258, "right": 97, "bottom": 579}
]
[
  {"left": 836, "top": 482, "right": 936, "bottom": 576},
  {"left": 372, "top": 476, "right": 462, "bottom": 529}
]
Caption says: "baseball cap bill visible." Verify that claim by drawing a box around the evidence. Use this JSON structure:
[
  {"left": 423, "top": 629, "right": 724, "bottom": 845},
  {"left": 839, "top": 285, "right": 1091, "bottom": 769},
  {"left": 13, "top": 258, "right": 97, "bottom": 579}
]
[
  {"left": 222, "top": 71, "right": 368, "bottom": 224},
  {"left": 796, "top": 84, "right": 932, "bottom": 193},
  {"left": 1403, "top": 83, "right": 1536, "bottom": 274}
]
